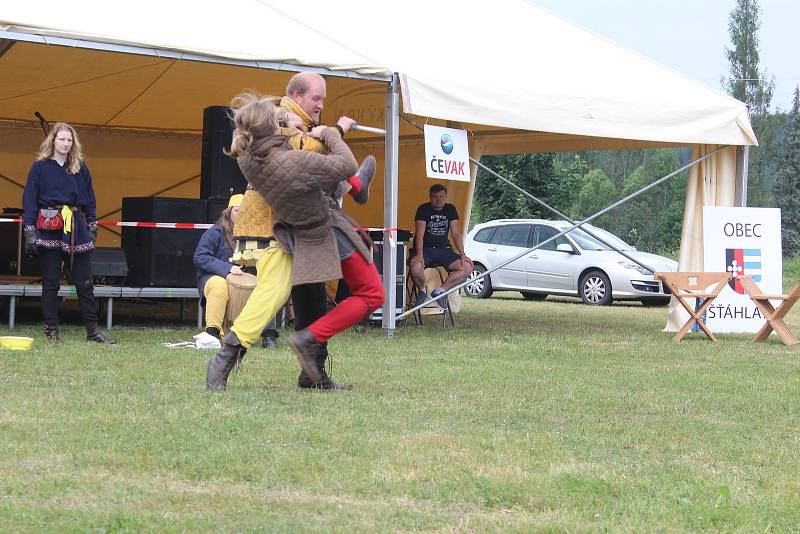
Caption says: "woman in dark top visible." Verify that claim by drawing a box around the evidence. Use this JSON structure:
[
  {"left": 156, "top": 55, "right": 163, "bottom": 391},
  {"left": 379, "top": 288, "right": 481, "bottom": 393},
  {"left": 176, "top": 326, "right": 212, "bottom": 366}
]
[
  {"left": 193, "top": 193, "right": 281, "bottom": 347},
  {"left": 22, "top": 122, "right": 114, "bottom": 343},
  {"left": 193, "top": 194, "right": 244, "bottom": 340}
]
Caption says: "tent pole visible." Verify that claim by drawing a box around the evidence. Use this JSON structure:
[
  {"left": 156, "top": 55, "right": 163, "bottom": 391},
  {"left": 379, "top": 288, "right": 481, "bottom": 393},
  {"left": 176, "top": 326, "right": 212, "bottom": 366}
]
[
  {"left": 462, "top": 140, "right": 484, "bottom": 232},
  {"left": 382, "top": 74, "right": 400, "bottom": 338}
]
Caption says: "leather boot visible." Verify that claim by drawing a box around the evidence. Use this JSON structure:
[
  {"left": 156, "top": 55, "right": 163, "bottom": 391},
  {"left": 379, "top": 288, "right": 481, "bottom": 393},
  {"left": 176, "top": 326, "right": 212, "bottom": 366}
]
[
  {"left": 298, "top": 346, "right": 351, "bottom": 390},
  {"left": 206, "top": 331, "right": 245, "bottom": 391},
  {"left": 287, "top": 328, "right": 322, "bottom": 385},
  {"left": 86, "top": 321, "right": 116, "bottom": 344},
  {"left": 44, "top": 323, "right": 60, "bottom": 342},
  {"left": 352, "top": 155, "right": 376, "bottom": 204}
]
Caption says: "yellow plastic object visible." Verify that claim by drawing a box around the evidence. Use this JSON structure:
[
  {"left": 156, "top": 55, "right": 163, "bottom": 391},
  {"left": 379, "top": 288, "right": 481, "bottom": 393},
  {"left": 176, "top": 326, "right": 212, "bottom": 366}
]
[{"left": 0, "top": 336, "right": 34, "bottom": 351}]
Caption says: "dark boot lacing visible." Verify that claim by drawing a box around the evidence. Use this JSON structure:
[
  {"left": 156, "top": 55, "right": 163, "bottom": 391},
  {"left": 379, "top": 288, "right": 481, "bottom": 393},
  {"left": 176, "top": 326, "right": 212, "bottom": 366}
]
[
  {"left": 324, "top": 351, "right": 334, "bottom": 381},
  {"left": 232, "top": 348, "right": 246, "bottom": 374}
]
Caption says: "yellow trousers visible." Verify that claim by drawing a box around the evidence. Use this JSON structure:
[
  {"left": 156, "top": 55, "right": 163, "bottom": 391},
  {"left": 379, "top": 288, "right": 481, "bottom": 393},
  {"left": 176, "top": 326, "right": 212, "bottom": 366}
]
[
  {"left": 231, "top": 244, "right": 293, "bottom": 348},
  {"left": 202, "top": 275, "right": 228, "bottom": 332}
]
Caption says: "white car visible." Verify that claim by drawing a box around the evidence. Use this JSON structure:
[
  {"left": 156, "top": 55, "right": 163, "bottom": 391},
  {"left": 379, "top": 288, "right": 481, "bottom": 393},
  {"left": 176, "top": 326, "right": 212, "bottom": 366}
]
[{"left": 464, "top": 219, "right": 678, "bottom": 306}]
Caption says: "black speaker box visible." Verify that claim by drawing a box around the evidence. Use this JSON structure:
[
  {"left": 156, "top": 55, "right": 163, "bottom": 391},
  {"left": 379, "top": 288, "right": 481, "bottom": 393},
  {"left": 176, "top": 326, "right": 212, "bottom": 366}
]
[
  {"left": 91, "top": 247, "right": 128, "bottom": 285},
  {"left": 206, "top": 197, "right": 230, "bottom": 224},
  {"left": 200, "top": 106, "right": 247, "bottom": 199},
  {"left": 368, "top": 241, "right": 407, "bottom": 321},
  {"left": 121, "top": 197, "right": 206, "bottom": 287},
  {"left": 0, "top": 209, "right": 39, "bottom": 277}
]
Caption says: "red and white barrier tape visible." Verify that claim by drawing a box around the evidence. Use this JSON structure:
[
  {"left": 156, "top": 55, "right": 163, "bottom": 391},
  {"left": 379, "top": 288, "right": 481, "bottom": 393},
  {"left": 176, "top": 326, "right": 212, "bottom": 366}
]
[
  {"left": 1, "top": 218, "right": 402, "bottom": 240},
  {"left": 99, "top": 221, "right": 213, "bottom": 229},
  {"left": 0, "top": 218, "right": 214, "bottom": 229}
]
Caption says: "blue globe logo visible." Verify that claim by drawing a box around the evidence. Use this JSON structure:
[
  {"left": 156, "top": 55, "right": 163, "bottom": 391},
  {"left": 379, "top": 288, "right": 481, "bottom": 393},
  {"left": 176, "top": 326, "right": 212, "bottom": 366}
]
[{"left": 440, "top": 134, "right": 454, "bottom": 154}]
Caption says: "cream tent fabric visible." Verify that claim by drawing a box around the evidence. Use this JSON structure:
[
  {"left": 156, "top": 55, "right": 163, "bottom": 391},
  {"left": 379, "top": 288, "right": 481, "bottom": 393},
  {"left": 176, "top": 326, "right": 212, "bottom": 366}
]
[
  {"left": 665, "top": 145, "right": 738, "bottom": 331},
  {"left": 0, "top": 0, "right": 756, "bottom": 146}
]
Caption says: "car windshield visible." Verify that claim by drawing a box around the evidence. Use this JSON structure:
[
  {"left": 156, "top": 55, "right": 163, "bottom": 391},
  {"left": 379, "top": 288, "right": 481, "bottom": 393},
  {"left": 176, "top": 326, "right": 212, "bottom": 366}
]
[{"left": 566, "top": 226, "right": 634, "bottom": 251}]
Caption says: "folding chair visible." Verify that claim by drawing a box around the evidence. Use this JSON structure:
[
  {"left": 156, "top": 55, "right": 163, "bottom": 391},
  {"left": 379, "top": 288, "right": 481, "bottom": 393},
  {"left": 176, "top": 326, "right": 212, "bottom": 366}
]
[
  {"left": 405, "top": 273, "right": 424, "bottom": 326},
  {"left": 737, "top": 276, "right": 800, "bottom": 346},
  {"left": 406, "top": 267, "right": 455, "bottom": 327},
  {"left": 655, "top": 271, "right": 731, "bottom": 342}
]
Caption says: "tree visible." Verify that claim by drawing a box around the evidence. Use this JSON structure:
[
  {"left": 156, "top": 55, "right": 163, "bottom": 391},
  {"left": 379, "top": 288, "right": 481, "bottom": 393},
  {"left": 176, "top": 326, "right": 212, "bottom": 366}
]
[
  {"left": 609, "top": 149, "right": 687, "bottom": 253},
  {"left": 471, "top": 153, "right": 566, "bottom": 225},
  {"left": 775, "top": 86, "right": 800, "bottom": 255},
  {"left": 573, "top": 169, "right": 616, "bottom": 228},
  {"left": 723, "top": 0, "right": 774, "bottom": 117},
  {"left": 616, "top": 165, "right": 654, "bottom": 248},
  {"left": 722, "top": 0, "right": 776, "bottom": 206}
]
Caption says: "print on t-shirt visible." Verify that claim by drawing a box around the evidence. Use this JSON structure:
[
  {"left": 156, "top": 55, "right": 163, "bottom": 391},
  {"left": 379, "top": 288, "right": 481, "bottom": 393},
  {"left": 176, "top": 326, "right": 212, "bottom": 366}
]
[{"left": 415, "top": 202, "right": 459, "bottom": 249}]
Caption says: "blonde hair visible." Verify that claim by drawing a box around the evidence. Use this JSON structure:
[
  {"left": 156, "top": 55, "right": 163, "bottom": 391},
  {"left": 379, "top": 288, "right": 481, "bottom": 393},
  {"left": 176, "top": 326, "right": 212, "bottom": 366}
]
[
  {"left": 226, "top": 90, "right": 280, "bottom": 158},
  {"left": 216, "top": 206, "right": 237, "bottom": 250},
  {"left": 36, "top": 122, "right": 84, "bottom": 174}
]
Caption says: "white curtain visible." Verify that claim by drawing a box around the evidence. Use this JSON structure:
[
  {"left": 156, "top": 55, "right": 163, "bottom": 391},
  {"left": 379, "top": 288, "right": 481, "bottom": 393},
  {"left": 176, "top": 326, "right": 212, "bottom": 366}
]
[{"left": 665, "top": 145, "right": 738, "bottom": 331}]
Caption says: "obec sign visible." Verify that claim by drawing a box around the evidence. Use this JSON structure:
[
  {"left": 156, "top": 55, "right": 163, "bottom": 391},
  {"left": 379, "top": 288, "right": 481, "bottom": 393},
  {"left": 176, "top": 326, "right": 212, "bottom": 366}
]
[{"left": 702, "top": 206, "right": 782, "bottom": 333}]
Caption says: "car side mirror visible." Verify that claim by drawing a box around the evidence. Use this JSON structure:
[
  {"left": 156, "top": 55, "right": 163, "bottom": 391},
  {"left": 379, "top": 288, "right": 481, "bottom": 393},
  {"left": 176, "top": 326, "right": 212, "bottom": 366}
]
[{"left": 556, "top": 243, "right": 575, "bottom": 254}]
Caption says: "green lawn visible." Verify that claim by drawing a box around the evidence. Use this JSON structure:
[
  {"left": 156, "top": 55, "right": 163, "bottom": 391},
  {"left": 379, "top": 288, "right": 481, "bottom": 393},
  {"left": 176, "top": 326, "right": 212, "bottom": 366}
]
[{"left": 1, "top": 290, "right": 800, "bottom": 532}]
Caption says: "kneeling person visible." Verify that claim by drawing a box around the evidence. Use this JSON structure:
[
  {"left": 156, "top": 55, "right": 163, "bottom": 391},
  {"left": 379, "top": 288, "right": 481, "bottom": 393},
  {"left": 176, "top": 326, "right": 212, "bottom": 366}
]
[{"left": 193, "top": 194, "right": 245, "bottom": 340}]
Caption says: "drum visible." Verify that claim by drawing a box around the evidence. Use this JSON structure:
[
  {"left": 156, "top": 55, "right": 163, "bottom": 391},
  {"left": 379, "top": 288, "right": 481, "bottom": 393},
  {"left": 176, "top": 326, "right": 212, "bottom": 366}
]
[{"left": 223, "top": 272, "right": 258, "bottom": 330}]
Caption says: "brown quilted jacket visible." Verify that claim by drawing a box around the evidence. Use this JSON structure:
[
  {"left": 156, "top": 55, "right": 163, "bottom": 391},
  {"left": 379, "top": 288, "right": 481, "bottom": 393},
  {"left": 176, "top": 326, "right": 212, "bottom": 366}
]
[{"left": 237, "top": 127, "right": 372, "bottom": 285}]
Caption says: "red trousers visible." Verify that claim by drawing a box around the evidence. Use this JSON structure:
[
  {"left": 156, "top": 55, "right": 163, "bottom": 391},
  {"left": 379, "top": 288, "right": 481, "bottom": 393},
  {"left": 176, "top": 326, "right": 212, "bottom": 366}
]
[{"left": 308, "top": 252, "right": 384, "bottom": 342}]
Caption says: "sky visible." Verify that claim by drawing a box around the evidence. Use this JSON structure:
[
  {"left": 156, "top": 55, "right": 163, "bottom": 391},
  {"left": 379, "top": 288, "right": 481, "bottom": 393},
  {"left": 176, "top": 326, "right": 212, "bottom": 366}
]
[{"left": 533, "top": 0, "right": 799, "bottom": 112}]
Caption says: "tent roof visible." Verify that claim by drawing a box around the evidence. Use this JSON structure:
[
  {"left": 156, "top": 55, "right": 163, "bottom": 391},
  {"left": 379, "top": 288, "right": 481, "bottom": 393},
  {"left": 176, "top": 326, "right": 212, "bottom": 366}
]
[{"left": 0, "top": 0, "right": 756, "bottom": 146}]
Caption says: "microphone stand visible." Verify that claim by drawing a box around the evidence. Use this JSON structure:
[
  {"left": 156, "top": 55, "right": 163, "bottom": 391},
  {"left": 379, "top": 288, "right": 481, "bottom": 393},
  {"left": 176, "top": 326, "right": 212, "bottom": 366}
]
[{"left": 34, "top": 112, "right": 48, "bottom": 136}]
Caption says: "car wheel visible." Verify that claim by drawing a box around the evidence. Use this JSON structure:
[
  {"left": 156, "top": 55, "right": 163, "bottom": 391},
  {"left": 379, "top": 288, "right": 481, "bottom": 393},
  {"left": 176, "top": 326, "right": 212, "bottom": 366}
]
[
  {"left": 579, "top": 270, "right": 612, "bottom": 306},
  {"left": 640, "top": 297, "right": 670, "bottom": 307},
  {"left": 521, "top": 292, "right": 547, "bottom": 301},
  {"left": 465, "top": 264, "right": 493, "bottom": 299}
]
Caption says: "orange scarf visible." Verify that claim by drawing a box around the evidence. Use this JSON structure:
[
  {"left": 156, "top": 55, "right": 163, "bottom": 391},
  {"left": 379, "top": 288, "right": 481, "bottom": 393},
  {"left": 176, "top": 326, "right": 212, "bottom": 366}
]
[{"left": 279, "top": 96, "right": 314, "bottom": 130}]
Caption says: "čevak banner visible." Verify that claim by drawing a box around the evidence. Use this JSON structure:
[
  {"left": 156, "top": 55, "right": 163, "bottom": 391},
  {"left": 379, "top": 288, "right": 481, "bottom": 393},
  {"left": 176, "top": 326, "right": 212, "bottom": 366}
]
[
  {"left": 702, "top": 206, "right": 782, "bottom": 333},
  {"left": 423, "top": 125, "right": 470, "bottom": 182}
]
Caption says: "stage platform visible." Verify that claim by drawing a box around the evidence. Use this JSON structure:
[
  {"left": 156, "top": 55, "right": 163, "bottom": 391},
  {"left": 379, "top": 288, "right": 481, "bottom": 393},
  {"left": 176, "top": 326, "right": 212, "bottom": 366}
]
[{"left": 0, "top": 284, "right": 202, "bottom": 330}]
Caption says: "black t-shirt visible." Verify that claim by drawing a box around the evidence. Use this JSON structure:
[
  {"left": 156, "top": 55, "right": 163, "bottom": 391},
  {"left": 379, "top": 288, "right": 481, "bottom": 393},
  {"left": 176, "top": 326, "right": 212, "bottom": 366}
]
[{"left": 415, "top": 202, "right": 459, "bottom": 249}]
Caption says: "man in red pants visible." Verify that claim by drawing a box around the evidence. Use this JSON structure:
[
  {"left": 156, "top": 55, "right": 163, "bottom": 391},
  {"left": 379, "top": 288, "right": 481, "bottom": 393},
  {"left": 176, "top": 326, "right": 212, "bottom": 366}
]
[
  {"left": 227, "top": 90, "right": 383, "bottom": 391},
  {"left": 279, "top": 72, "right": 377, "bottom": 390}
]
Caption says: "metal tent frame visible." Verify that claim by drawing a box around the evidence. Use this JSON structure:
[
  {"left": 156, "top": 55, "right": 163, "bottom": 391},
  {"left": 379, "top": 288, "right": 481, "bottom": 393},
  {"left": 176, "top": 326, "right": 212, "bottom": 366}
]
[{"left": 0, "top": 31, "right": 751, "bottom": 338}]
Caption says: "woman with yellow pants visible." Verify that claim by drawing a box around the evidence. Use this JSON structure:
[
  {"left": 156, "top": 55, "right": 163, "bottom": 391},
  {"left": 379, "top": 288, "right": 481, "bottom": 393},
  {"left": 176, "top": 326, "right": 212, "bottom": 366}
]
[
  {"left": 205, "top": 189, "right": 293, "bottom": 390},
  {"left": 193, "top": 194, "right": 244, "bottom": 340}
]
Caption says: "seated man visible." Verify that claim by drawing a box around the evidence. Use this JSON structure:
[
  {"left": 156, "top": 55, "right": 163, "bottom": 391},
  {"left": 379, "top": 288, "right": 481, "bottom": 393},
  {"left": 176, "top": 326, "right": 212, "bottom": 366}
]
[{"left": 409, "top": 184, "right": 473, "bottom": 308}]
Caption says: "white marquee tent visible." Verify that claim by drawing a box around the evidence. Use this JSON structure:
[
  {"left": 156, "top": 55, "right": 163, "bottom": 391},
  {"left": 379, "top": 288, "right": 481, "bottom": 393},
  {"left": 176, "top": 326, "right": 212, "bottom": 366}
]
[{"left": 0, "top": 0, "right": 757, "bottom": 333}]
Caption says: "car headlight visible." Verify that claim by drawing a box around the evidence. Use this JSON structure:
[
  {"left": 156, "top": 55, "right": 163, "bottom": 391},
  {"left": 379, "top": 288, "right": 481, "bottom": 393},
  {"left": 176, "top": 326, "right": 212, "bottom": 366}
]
[{"left": 618, "top": 261, "right": 652, "bottom": 276}]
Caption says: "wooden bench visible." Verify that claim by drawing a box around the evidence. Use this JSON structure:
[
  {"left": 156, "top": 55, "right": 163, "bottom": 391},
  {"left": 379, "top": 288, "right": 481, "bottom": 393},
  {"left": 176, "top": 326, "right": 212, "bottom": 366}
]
[
  {"left": 737, "top": 276, "right": 800, "bottom": 346},
  {"left": 654, "top": 272, "right": 731, "bottom": 342}
]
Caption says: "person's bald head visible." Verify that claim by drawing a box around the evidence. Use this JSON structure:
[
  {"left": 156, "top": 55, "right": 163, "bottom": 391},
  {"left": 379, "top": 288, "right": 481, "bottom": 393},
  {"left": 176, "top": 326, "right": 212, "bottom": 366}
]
[{"left": 286, "top": 72, "right": 326, "bottom": 123}]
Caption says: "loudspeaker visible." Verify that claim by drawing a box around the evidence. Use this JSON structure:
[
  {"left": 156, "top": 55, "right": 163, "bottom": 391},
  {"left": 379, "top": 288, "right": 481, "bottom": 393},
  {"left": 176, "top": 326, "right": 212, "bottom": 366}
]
[
  {"left": 91, "top": 247, "right": 128, "bottom": 285},
  {"left": 206, "top": 197, "right": 230, "bottom": 224},
  {"left": 368, "top": 241, "right": 408, "bottom": 322},
  {"left": 0, "top": 208, "right": 39, "bottom": 277},
  {"left": 121, "top": 197, "right": 206, "bottom": 287},
  {"left": 200, "top": 106, "right": 247, "bottom": 199}
]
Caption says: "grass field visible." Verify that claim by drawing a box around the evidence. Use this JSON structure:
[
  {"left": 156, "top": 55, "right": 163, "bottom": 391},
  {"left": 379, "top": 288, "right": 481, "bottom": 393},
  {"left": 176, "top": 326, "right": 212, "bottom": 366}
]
[{"left": 2, "top": 283, "right": 800, "bottom": 532}]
